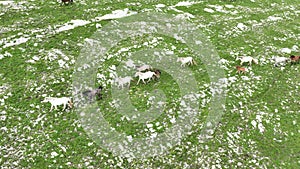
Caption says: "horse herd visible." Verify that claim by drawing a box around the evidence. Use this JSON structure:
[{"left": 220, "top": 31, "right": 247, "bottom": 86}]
[
  {"left": 41, "top": 54, "right": 299, "bottom": 111},
  {"left": 41, "top": 57, "right": 197, "bottom": 111},
  {"left": 236, "top": 55, "right": 300, "bottom": 74}
]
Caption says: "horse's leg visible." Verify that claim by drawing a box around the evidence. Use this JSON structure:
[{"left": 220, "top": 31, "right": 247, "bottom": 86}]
[
  {"left": 63, "top": 103, "right": 66, "bottom": 111},
  {"left": 50, "top": 105, "right": 53, "bottom": 111},
  {"left": 137, "top": 79, "right": 140, "bottom": 85}
]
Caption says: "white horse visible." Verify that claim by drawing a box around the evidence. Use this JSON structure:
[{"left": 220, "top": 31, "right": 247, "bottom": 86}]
[
  {"left": 272, "top": 56, "right": 290, "bottom": 67},
  {"left": 177, "top": 57, "right": 196, "bottom": 67},
  {"left": 115, "top": 76, "right": 133, "bottom": 88},
  {"left": 42, "top": 97, "right": 72, "bottom": 111},
  {"left": 236, "top": 56, "right": 258, "bottom": 66},
  {"left": 135, "top": 71, "right": 157, "bottom": 84}
]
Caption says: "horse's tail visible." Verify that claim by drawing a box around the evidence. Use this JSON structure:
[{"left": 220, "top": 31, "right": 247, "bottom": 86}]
[
  {"left": 193, "top": 59, "right": 197, "bottom": 65},
  {"left": 253, "top": 58, "right": 258, "bottom": 64},
  {"left": 68, "top": 98, "right": 73, "bottom": 108}
]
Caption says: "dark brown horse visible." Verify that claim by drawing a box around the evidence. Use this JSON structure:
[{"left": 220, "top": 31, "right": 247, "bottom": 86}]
[
  {"left": 61, "top": 0, "right": 73, "bottom": 5},
  {"left": 154, "top": 69, "right": 161, "bottom": 80}
]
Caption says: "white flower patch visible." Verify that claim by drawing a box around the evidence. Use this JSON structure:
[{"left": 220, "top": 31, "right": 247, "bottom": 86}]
[
  {"left": 150, "top": 132, "right": 157, "bottom": 139},
  {"left": 58, "top": 59, "right": 66, "bottom": 68},
  {"left": 218, "top": 58, "right": 229, "bottom": 65},
  {"left": 291, "top": 45, "right": 298, "bottom": 51},
  {"left": 123, "top": 59, "right": 136, "bottom": 68},
  {"left": 51, "top": 151, "right": 59, "bottom": 158},
  {"left": 170, "top": 117, "right": 176, "bottom": 124},
  {"left": 0, "top": 126, "right": 7, "bottom": 132},
  {"left": 32, "top": 114, "right": 46, "bottom": 127},
  {"left": 204, "top": 8, "right": 214, "bottom": 13},
  {"left": 27, "top": 55, "right": 40, "bottom": 63},
  {"left": 84, "top": 38, "right": 100, "bottom": 47},
  {"left": 58, "top": 144, "right": 67, "bottom": 152},
  {"left": 210, "top": 78, "right": 228, "bottom": 97},
  {"left": 0, "top": 51, "right": 12, "bottom": 60},
  {"left": 32, "top": 55, "right": 40, "bottom": 61},
  {"left": 175, "top": 13, "right": 195, "bottom": 20},
  {"left": 94, "top": 8, "right": 137, "bottom": 21},
  {"left": 228, "top": 76, "right": 237, "bottom": 83},
  {"left": 256, "top": 114, "right": 265, "bottom": 133},
  {"left": 174, "top": 1, "right": 198, "bottom": 7},
  {"left": 280, "top": 48, "right": 291, "bottom": 54},
  {"left": 0, "top": 84, "right": 9, "bottom": 95},
  {"left": 56, "top": 20, "right": 91, "bottom": 33},
  {"left": 251, "top": 114, "right": 265, "bottom": 133},
  {"left": 236, "top": 23, "right": 247, "bottom": 31},
  {"left": 146, "top": 123, "right": 153, "bottom": 128},
  {"left": 225, "top": 5, "right": 235, "bottom": 9},
  {"left": 218, "top": 58, "right": 231, "bottom": 70},
  {"left": 126, "top": 2, "right": 141, "bottom": 7},
  {"left": 44, "top": 49, "right": 72, "bottom": 68},
  {"left": 241, "top": 76, "right": 250, "bottom": 81},
  {"left": 173, "top": 34, "right": 186, "bottom": 43},
  {"left": 267, "top": 16, "right": 283, "bottom": 22},
  {"left": 0, "top": 1, "right": 14, "bottom": 5},
  {"left": 208, "top": 5, "right": 229, "bottom": 13},
  {"left": 0, "top": 115, "right": 6, "bottom": 121},
  {"left": 125, "top": 135, "right": 133, "bottom": 142},
  {"left": 155, "top": 4, "right": 165, "bottom": 8},
  {"left": 95, "top": 23, "right": 102, "bottom": 28},
  {"left": 3, "top": 37, "right": 30, "bottom": 48}
]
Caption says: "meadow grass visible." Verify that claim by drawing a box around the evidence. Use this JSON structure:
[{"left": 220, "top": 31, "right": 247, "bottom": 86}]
[{"left": 0, "top": 0, "right": 299, "bottom": 168}]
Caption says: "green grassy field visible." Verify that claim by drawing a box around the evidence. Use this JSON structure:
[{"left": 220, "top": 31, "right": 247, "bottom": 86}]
[{"left": 0, "top": 0, "right": 299, "bottom": 168}]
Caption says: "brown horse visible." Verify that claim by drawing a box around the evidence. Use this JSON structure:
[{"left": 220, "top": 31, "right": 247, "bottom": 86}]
[
  {"left": 290, "top": 55, "right": 300, "bottom": 64},
  {"left": 154, "top": 69, "right": 161, "bottom": 80},
  {"left": 236, "top": 66, "right": 246, "bottom": 74}
]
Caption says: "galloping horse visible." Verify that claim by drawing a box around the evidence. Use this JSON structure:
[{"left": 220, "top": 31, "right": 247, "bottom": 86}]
[{"left": 236, "top": 66, "right": 246, "bottom": 74}]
